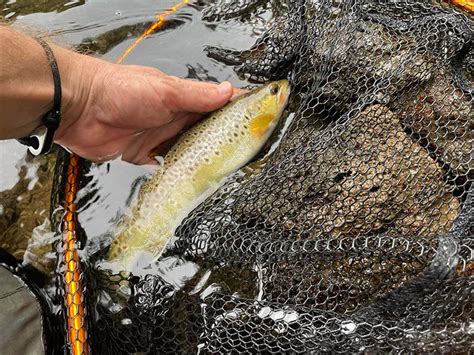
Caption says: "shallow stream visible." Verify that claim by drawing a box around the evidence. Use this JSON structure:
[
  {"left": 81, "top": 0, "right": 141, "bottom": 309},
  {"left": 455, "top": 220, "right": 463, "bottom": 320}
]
[{"left": 0, "top": 1, "right": 268, "bottom": 352}]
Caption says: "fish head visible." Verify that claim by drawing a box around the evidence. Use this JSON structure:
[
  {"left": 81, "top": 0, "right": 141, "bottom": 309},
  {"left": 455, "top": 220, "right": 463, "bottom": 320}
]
[{"left": 247, "top": 80, "right": 291, "bottom": 139}]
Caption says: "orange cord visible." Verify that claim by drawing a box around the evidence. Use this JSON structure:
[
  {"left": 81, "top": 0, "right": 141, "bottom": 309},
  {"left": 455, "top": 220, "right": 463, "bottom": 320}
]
[
  {"left": 445, "top": 0, "right": 474, "bottom": 14},
  {"left": 62, "top": 2, "right": 190, "bottom": 354},
  {"left": 117, "top": 0, "right": 190, "bottom": 64}
]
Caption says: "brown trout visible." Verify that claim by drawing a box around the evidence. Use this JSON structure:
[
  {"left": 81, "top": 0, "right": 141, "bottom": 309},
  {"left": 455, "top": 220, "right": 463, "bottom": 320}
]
[{"left": 106, "top": 80, "right": 290, "bottom": 270}]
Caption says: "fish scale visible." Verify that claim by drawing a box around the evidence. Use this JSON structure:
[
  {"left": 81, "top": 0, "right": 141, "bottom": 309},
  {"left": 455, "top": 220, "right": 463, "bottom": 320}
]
[{"left": 106, "top": 80, "right": 290, "bottom": 271}]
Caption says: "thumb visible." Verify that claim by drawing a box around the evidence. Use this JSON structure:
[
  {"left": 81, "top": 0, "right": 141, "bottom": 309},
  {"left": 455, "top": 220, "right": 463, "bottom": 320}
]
[{"left": 168, "top": 79, "right": 234, "bottom": 113}]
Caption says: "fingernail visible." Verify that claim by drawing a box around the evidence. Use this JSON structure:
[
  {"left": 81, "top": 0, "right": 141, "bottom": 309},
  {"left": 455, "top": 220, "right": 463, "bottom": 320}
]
[
  {"left": 217, "top": 81, "right": 232, "bottom": 95},
  {"left": 231, "top": 88, "right": 246, "bottom": 101}
]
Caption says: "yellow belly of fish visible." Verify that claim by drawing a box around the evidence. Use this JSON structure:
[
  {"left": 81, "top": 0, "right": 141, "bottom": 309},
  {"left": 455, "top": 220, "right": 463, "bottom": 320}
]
[{"left": 107, "top": 141, "right": 250, "bottom": 269}]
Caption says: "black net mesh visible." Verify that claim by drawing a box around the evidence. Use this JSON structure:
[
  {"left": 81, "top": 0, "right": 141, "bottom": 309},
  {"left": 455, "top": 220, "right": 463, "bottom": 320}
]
[{"left": 52, "top": 0, "right": 473, "bottom": 353}]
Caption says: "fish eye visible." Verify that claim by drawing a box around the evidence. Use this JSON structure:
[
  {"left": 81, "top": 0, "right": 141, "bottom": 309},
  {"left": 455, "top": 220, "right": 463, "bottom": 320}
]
[{"left": 270, "top": 84, "right": 280, "bottom": 95}]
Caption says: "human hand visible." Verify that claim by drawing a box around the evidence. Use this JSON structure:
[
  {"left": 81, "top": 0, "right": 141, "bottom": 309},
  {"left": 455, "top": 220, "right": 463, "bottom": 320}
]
[
  {"left": 56, "top": 57, "right": 239, "bottom": 164},
  {"left": 0, "top": 27, "right": 240, "bottom": 164}
]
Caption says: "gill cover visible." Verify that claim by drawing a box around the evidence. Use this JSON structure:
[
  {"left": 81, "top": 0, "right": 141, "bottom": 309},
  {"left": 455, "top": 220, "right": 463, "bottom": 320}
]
[{"left": 248, "top": 80, "right": 290, "bottom": 138}]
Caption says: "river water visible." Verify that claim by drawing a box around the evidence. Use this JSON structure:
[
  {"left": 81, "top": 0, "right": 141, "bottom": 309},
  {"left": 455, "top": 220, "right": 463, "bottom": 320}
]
[
  {"left": 1, "top": 0, "right": 267, "bottom": 246},
  {"left": 0, "top": 1, "right": 269, "bottom": 352}
]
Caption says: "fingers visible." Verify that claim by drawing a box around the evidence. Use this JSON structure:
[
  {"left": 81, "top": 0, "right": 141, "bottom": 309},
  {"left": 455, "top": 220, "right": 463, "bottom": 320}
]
[
  {"left": 231, "top": 87, "right": 247, "bottom": 100},
  {"left": 60, "top": 63, "right": 245, "bottom": 165},
  {"left": 166, "top": 77, "right": 234, "bottom": 114}
]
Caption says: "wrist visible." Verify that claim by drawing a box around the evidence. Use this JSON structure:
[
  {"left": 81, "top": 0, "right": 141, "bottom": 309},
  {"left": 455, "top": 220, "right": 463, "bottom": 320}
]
[
  {"left": 0, "top": 27, "right": 53, "bottom": 138},
  {"left": 51, "top": 45, "right": 101, "bottom": 142},
  {"left": 0, "top": 27, "right": 100, "bottom": 141}
]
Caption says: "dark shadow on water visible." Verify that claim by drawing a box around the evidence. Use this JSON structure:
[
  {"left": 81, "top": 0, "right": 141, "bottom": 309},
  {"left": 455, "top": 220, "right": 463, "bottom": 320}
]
[{"left": 76, "top": 19, "right": 185, "bottom": 56}]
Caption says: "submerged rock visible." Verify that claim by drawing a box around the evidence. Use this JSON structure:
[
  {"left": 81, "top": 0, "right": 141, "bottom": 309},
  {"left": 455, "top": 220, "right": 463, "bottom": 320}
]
[
  {"left": 207, "top": 3, "right": 437, "bottom": 111},
  {"left": 234, "top": 104, "right": 460, "bottom": 239},
  {"left": 398, "top": 69, "right": 473, "bottom": 178},
  {"left": 264, "top": 248, "right": 432, "bottom": 314},
  {"left": 0, "top": 152, "right": 57, "bottom": 274},
  {"left": 303, "top": 19, "right": 435, "bottom": 112}
]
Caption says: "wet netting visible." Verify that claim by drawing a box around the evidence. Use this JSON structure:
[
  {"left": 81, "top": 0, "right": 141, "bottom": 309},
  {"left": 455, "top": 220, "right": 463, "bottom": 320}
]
[{"left": 52, "top": 0, "right": 473, "bottom": 353}]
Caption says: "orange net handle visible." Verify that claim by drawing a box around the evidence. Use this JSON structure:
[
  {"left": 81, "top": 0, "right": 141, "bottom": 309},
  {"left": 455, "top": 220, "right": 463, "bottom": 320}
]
[
  {"left": 62, "top": 1, "right": 190, "bottom": 354},
  {"left": 63, "top": 155, "right": 88, "bottom": 355}
]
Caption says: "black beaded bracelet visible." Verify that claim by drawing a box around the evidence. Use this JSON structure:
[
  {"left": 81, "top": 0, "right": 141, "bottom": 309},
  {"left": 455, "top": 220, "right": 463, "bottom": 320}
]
[{"left": 18, "top": 37, "right": 62, "bottom": 155}]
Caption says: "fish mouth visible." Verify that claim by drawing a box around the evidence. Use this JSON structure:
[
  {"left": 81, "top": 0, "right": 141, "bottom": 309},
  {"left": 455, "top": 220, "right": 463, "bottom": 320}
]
[{"left": 277, "top": 79, "right": 291, "bottom": 106}]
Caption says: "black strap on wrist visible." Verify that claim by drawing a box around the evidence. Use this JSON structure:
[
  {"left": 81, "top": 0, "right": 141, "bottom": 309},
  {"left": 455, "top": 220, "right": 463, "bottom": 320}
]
[{"left": 18, "top": 37, "right": 62, "bottom": 155}]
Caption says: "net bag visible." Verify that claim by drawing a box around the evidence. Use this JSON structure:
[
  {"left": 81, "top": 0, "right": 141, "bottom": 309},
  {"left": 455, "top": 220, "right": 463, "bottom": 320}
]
[{"left": 52, "top": 0, "right": 473, "bottom": 353}]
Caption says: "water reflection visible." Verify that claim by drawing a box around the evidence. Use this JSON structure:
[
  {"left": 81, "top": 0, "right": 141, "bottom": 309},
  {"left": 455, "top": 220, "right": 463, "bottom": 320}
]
[
  {"left": 0, "top": 0, "right": 84, "bottom": 21},
  {"left": 186, "top": 63, "right": 219, "bottom": 82},
  {"left": 76, "top": 20, "right": 184, "bottom": 55}
]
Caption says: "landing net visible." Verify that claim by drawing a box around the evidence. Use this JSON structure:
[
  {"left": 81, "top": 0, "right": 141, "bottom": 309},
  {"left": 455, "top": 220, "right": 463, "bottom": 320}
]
[{"left": 52, "top": 0, "right": 473, "bottom": 353}]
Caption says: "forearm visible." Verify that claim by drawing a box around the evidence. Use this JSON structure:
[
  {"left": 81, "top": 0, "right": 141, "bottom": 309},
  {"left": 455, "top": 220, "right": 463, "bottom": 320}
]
[{"left": 0, "top": 25, "right": 99, "bottom": 139}]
